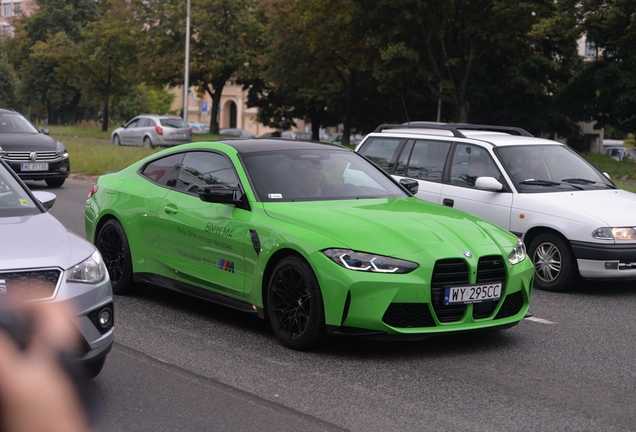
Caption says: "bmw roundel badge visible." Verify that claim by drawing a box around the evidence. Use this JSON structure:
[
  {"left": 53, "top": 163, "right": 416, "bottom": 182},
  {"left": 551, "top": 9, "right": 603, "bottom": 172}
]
[{"left": 462, "top": 250, "right": 473, "bottom": 258}]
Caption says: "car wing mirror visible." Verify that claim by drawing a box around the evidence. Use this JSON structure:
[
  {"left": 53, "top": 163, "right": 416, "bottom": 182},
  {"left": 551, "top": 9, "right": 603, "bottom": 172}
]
[
  {"left": 603, "top": 172, "right": 611, "bottom": 180},
  {"left": 32, "top": 191, "right": 56, "bottom": 210},
  {"left": 40, "top": 128, "right": 50, "bottom": 135},
  {"left": 475, "top": 176, "right": 503, "bottom": 191},
  {"left": 399, "top": 178, "right": 419, "bottom": 195},
  {"left": 198, "top": 185, "right": 249, "bottom": 210}
]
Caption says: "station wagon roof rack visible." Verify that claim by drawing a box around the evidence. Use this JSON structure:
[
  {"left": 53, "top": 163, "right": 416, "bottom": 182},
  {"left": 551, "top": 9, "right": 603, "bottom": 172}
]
[{"left": 374, "top": 122, "right": 534, "bottom": 137}]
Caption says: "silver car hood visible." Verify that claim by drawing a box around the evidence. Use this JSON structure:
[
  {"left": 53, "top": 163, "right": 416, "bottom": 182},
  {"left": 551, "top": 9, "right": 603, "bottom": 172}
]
[{"left": 0, "top": 212, "right": 95, "bottom": 271}]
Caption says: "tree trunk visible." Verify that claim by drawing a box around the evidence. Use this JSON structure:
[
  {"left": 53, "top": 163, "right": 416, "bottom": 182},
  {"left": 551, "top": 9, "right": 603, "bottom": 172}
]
[{"left": 341, "top": 69, "right": 357, "bottom": 146}]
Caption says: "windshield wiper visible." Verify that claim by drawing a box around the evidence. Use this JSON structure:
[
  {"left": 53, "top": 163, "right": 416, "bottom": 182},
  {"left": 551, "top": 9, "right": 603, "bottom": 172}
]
[
  {"left": 520, "top": 179, "right": 584, "bottom": 190},
  {"left": 561, "top": 178, "right": 617, "bottom": 189}
]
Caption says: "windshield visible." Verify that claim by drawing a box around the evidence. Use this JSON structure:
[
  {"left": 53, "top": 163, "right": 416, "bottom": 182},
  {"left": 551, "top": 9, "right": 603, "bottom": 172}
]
[
  {"left": 497, "top": 145, "right": 615, "bottom": 192},
  {"left": 0, "top": 164, "right": 40, "bottom": 216},
  {"left": 0, "top": 113, "right": 40, "bottom": 134},
  {"left": 242, "top": 148, "right": 407, "bottom": 202}
]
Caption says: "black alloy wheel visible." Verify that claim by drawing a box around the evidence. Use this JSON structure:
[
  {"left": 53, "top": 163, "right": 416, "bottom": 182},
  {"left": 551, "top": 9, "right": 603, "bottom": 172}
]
[
  {"left": 96, "top": 219, "right": 136, "bottom": 295},
  {"left": 267, "top": 256, "right": 326, "bottom": 350},
  {"left": 528, "top": 232, "right": 578, "bottom": 292}
]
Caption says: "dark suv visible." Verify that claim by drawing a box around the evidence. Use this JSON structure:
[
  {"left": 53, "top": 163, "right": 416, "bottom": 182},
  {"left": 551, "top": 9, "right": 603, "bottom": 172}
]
[{"left": 0, "top": 108, "right": 70, "bottom": 187}]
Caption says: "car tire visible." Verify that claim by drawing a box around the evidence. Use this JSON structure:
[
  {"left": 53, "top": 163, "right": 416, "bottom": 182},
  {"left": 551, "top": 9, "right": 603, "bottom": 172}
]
[
  {"left": 528, "top": 233, "right": 578, "bottom": 292},
  {"left": 84, "top": 357, "right": 106, "bottom": 379},
  {"left": 143, "top": 137, "right": 154, "bottom": 148},
  {"left": 45, "top": 178, "right": 65, "bottom": 187},
  {"left": 113, "top": 134, "right": 121, "bottom": 146},
  {"left": 96, "top": 219, "right": 137, "bottom": 295},
  {"left": 267, "top": 256, "right": 326, "bottom": 350}
]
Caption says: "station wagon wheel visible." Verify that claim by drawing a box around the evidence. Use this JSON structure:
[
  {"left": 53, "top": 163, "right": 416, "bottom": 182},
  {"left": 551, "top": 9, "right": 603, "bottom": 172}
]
[
  {"left": 143, "top": 136, "right": 154, "bottom": 148},
  {"left": 267, "top": 256, "right": 326, "bottom": 350},
  {"left": 528, "top": 233, "right": 578, "bottom": 292},
  {"left": 96, "top": 219, "right": 136, "bottom": 295},
  {"left": 113, "top": 134, "right": 121, "bottom": 146}
]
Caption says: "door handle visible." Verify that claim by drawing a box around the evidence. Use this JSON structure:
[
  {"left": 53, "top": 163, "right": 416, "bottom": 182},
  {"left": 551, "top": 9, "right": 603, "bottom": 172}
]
[
  {"left": 443, "top": 198, "right": 454, "bottom": 208},
  {"left": 164, "top": 204, "right": 178, "bottom": 215}
]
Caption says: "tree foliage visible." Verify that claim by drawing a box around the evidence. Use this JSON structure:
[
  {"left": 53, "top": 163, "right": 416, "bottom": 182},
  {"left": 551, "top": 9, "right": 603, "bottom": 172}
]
[{"left": 556, "top": 0, "right": 636, "bottom": 134}]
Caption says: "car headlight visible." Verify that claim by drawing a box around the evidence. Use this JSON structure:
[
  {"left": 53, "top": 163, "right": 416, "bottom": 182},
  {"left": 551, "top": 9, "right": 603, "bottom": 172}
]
[
  {"left": 508, "top": 239, "right": 527, "bottom": 265},
  {"left": 592, "top": 227, "right": 636, "bottom": 240},
  {"left": 67, "top": 251, "right": 106, "bottom": 283},
  {"left": 323, "top": 249, "right": 418, "bottom": 274},
  {"left": 56, "top": 142, "right": 68, "bottom": 158}
]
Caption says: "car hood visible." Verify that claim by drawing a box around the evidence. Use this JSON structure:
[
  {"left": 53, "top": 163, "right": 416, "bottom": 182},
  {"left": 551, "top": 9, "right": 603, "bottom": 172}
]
[
  {"left": 262, "top": 198, "right": 512, "bottom": 257},
  {"left": 0, "top": 132, "right": 58, "bottom": 151},
  {"left": 0, "top": 213, "right": 95, "bottom": 271},
  {"left": 514, "top": 189, "right": 636, "bottom": 226}
]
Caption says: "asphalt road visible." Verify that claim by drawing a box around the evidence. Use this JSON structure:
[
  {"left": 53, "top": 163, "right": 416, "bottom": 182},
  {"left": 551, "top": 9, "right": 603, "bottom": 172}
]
[{"left": 32, "top": 177, "right": 636, "bottom": 432}]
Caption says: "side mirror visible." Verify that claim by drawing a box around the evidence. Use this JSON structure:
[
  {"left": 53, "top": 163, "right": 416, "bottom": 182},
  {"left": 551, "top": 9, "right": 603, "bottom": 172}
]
[
  {"left": 399, "top": 178, "right": 419, "bottom": 195},
  {"left": 475, "top": 176, "right": 503, "bottom": 191},
  {"left": 603, "top": 172, "right": 611, "bottom": 180},
  {"left": 198, "top": 185, "right": 249, "bottom": 210},
  {"left": 41, "top": 128, "right": 50, "bottom": 135},
  {"left": 32, "top": 191, "right": 56, "bottom": 210}
]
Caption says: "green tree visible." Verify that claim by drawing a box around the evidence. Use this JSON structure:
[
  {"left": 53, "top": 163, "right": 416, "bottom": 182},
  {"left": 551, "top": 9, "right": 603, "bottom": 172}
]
[
  {"left": 250, "top": 0, "right": 372, "bottom": 143},
  {"left": 133, "top": 0, "right": 263, "bottom": 134},
  {"left": 556, "top": 0, "right": 636, "bottom": 134},
  {"left": 0, "top": 59, "right": 18, "bottom": 107},
  {"left": 31, "top": 0, "right": 139, "bottom": 131},
  {"left": 1, "top": 0, "right": 99, "bottom": 122}
]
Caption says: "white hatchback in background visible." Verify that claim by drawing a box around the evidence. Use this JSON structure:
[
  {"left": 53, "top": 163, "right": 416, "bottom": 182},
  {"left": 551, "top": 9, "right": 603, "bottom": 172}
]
[{"left": 356, "top": 123, "right": 636, "bottom": 292}]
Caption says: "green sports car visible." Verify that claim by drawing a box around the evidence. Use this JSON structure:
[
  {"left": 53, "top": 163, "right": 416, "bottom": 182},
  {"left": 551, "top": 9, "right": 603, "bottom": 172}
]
[{"left": 85, "top": 139, "right": 534, "bottom": 350}]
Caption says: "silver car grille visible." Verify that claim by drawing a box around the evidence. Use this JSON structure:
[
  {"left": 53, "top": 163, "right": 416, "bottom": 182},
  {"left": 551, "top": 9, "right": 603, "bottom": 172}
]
[
  {"left": 0, "top": 268, "right": 62, "bottom": 300},
  {"left": 1, "top": 151, "right": 59, "bottom": 161}
]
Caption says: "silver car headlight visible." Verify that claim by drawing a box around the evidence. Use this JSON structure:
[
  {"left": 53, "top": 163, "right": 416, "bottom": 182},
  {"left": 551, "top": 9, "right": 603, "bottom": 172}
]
[
  {"left": 323, "top": 249, "right": 418, "bottom": 274},
  {"left": 592, "top": 227, "right": 636, "bottom": 240},
  {"left": 67, "top": 251, "right": 106, "bottom": 283},
  {"left": 508, "top": 239, "right": 527, "bottom": 265}
]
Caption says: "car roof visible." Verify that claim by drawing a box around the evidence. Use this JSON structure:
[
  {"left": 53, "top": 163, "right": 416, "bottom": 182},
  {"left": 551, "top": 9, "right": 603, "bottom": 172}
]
[
  {"left": 215, "top": 138, "right": 351, "bottom": 154},
  {"left": 0, "top": 108, "right": 21, "bottom": 115},
  {"left": 370, "top": 124, "right": 564, "bottom": 148}
]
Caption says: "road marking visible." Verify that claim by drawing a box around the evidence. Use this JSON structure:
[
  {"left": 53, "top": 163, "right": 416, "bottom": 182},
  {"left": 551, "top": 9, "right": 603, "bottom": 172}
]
[{"left": 525, "top": 316, "right": 557, "bottom": 324}]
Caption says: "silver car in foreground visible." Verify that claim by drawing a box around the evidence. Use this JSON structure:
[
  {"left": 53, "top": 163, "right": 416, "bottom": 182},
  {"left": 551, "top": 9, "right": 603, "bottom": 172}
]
[
  {"left": 111, "top": 114, "right": 192, "bottom": 148},
  {"left": 0, "top": 159, "right": 113, "bottom": 378}
]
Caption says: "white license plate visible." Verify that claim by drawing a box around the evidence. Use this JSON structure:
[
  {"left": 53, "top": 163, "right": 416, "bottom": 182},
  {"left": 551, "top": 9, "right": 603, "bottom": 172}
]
[
  {"left": 444, "top": 283, "right": 502, "bottom": 305},
  {"left": 21, "top": 163, "right": 49, "bottom": 171},
  {"left": 171, "top": 133, "right": 185, "bottom": 139}
]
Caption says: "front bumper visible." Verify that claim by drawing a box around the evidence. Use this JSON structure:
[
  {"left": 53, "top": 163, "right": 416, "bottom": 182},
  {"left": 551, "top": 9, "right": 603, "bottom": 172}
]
[
  {"left": 314, "top": 251, "right": 534, "bottom": 336},
  {"left": 6, "top": 157, "right": 70, "bottom": 181},
  {"left": 571, "top": 240, "right": 636, "bottom": 279}
]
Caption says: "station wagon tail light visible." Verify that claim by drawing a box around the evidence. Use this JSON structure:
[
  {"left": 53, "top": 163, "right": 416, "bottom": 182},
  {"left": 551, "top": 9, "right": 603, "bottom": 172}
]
[
  {"left": 323, "top": 249, "right": 418, "bottom": 274},
  {"left": 155, "top": 125, "right": 164, "bottom": 135},
  {"left": 508, "top": 239, "right": 527, "bottom": 265},
  {"left": 592, "top": 227, "right": 636, "bottom": 240}
]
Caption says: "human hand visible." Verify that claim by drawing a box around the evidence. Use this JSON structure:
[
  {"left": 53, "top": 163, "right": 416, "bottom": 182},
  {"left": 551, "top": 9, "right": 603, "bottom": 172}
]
[{"left": 0, "top": 302, "right": 90, "bottom": 432}]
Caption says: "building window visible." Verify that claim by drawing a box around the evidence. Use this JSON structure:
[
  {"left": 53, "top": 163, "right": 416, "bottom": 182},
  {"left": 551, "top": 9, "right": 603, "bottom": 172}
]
[
  {"left": 585, "top": 41, "right": 597, "bottom": 59},
  {"left": 2, "top": 3, "right": 10, "bottom": 17},
  {"left": 1, "top": 24, "right": 10, "bottom": 39},
  {"left": 13, "top": 2, "right": 20, "bottom": 16}
]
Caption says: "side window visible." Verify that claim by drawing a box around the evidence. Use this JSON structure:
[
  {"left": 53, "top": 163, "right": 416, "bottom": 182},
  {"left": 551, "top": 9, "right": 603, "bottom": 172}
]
[
  {"left": 176, "top": 152, "right": 240, "bottom": 195},
  {"left": 405, "top": 140, "right": 451, "bottom": 182},
  {"left": 140, "top": 153, "right": 185, "bottom": 186},
  {"left": 357, "top": 138, "right": 404, "bottom": 172},
  {"left": 125, "top": 119, "right": 139, "bottom": 129},
  {"left": 394, "top": 141, "right": 414, "bottom": 176},
  {"left": 449, "top": 144, "right": 502, "bottom": 188},
  {"left": 138, "top": 118, "right": 153, "bottom": 127}
]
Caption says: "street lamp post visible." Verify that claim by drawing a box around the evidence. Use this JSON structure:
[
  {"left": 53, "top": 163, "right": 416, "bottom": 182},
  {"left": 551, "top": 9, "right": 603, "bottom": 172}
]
[{"left": 182, "top": 0, "right": 191, "bottom": 122}]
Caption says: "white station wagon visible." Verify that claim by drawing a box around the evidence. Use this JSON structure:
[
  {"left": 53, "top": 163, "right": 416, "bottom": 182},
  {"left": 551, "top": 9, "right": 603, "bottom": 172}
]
[{"left": 356, "top": 123, "right": 636, "bottom": 292}]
